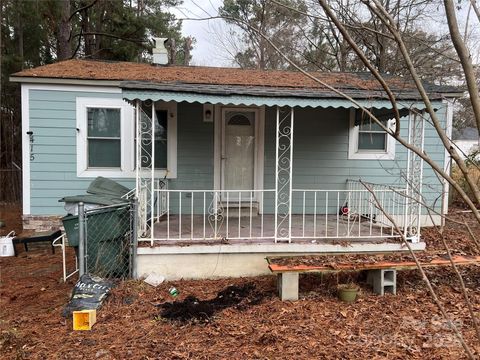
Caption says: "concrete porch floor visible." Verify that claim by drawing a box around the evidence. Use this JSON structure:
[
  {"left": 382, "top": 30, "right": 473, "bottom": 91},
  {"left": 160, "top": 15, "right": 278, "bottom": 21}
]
[
  {"left": 151, "top": 214, "right": 399, "bottom": 243},
  {"left": 137, "top": 214, "right": 425, "bottom": 280}
]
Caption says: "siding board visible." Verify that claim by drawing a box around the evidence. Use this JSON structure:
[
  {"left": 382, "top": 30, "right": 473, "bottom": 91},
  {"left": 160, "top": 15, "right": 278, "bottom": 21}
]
[{"left": 28, "top": 88, "right": 447, "bottom": 216}]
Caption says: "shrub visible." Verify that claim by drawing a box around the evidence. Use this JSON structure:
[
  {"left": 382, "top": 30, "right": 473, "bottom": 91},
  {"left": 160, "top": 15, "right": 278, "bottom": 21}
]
[{"left": 450, "top": 156, "right": 480, "bottom": 207}]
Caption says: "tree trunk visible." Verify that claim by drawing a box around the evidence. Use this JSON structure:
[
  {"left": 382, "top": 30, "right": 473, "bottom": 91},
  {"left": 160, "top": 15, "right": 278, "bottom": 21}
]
[
  {"left": 444, "top": 0, "right": 480, "bottom": 132},
  {"left": 16, "top": 9, "right": 24, "bottom": 69},
  {"left": 57, "top": 0, "right": 72, "bottom": 60}
]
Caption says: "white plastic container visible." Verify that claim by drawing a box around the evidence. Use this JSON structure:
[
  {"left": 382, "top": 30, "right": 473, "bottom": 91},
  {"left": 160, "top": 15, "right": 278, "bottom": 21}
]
[{"left": 0, "top": 231, "right": 15, "bottom": 257}]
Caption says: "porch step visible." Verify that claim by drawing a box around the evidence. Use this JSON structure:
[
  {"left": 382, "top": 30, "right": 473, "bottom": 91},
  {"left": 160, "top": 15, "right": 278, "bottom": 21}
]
[{"left": 220, "top": 202, "right": 259, "bottom": 218}]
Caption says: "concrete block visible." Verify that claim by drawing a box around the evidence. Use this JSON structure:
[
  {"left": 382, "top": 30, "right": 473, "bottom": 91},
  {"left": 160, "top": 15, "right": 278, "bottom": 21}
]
[
  {"left": 278, "top": 272, "right": 299, "bottom": 301},
  {"left": 368, "top": 269, "right": 396, "bottom": 295}
]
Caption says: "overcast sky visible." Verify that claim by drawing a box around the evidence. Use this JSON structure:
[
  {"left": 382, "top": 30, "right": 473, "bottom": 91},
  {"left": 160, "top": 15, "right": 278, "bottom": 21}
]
[
  {"left": 171, "top": 0, "right": 229, "bottom": 67},
  {"left": 170, "top": 0, "right": 480, "bottom": 67}
]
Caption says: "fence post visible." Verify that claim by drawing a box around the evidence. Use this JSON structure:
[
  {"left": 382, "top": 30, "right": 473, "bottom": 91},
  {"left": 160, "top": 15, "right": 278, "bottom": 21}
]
[
  {"left": 78, "top": 202, "right": 85, "bottom": 276},
  {"left": 131, "top": 198, "right": 139, "bottom": 279}
]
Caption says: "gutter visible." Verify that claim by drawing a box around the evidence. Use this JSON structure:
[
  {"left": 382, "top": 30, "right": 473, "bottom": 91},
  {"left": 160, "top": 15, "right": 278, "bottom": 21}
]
[{"left": 9, "top": 76, "right": 121, "bottom": 87}]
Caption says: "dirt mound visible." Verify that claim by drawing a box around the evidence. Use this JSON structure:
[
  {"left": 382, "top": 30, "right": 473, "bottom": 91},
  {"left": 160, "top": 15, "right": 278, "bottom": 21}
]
[{"left": 159, "top": 283, "right": 263, "bottom": 323}]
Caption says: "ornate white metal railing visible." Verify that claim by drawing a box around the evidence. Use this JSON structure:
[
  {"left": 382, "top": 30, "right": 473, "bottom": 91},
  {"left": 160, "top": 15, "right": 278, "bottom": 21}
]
[
  {"left": 292, "top": 184, "right": 409, "bottom": 241},
  {"left": 275, "top": 107, "right": 294, "bottom": 242},
  {"left": 406, "top": 112, "right": 425, "bottom": 242},
  {"left": 144, "top": 189, "right": 276, "bottom": 242},
  {"left": 138, "top": 183, "right": 413, "bottom": 243},
  {"left": 346, "top": 179, "right": 417, "bottom": 241}
]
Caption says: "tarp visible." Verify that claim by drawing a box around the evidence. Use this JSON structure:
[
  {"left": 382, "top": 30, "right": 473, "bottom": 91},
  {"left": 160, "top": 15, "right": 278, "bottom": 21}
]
[
  {"left": 86, "top": 177, "right": 130, "bottom": 198},
  {"left": 59, "top": 177, "right": 131, "bottom": 208},
  {"left": 60, "top": 194, "right": 126, "bottom": 206}
]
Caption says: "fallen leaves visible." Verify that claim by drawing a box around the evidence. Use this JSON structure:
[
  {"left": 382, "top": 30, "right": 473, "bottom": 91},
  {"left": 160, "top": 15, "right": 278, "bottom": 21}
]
[{"left": 1, "top": 210, "right": 479, "bottom": 359}]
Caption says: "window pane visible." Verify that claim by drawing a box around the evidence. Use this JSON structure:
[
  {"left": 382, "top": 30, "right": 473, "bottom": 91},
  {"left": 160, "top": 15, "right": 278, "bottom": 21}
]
[
  {"left": 88, "top": 139, "right": 121, "bottom": 167},
  {"left": 226, "top": 111, "right": 254, "bottom": 126},
  {"left": 358, "top": 133, "right": 386, "bottom": 150},
  {"left": 228, "top": 114, "right": 252, "bottom": 126},
  {"left": 87, "top": 108, "right": 121, "bottom": 137},
  {"left": 141, "top": 110, "right": 168, "bottom": 169},
  {"left": 359, "top": 119, "right": 387, "bottom": 132}
]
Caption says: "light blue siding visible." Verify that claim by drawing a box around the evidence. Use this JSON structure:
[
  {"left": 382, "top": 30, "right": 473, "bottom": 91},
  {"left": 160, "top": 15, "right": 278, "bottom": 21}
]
[
  {"left": 263, "top": 105, "right": 446, "bottom": 214},
  {"left": 29, "top": 89, "right": 132, "bottom": 215},
  {"left": 29, "top": 93, "right": 213, "bottom": 215},
  {"left": 28, "top": 88, "right": 447, "bottom": 217}
]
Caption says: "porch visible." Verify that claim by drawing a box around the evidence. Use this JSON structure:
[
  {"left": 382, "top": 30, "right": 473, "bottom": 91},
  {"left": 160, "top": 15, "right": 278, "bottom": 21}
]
[
  {"left": 137, "top": 180, "right": 418, "bottom": 245},
  {"left": 124, "top": 89, "right": 429, "bottom": 248}
]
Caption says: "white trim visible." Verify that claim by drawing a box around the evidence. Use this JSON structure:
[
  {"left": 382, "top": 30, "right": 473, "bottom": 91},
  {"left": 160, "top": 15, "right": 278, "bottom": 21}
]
[
  {"left": 213, "top": 105, "right": 222, "bottom": 191},
  {"left": 348, "top": 109, "right": 396, "bottom": 160},
  {"left": 21, "top": 84, "right": 31, "bottom": 215},
  {"left": 257, "top": 106, "right": 265, "bottom": 210},
  {"left": 10, "top": 76, "right": 121, "bottom": 87},
  {"left": 76, "top": 97, "right": 135, "bottom": 178},
  {"left": 137, "top": 241, "right": 426, "bottom": 255},
  {"left": 17, "top": 83, "right": 121, "bottom": 93},
  {"left": 155, "top": 101, "right": 177, "bottom": 178},
  {"left": 443, "top": 99, "right": 454, "bottom": 217}
]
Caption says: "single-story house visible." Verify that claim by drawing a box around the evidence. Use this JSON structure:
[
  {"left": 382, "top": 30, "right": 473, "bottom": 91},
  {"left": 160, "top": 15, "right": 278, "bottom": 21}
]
[
  {"left": 452, "top": 127, "right": 479, "bottom": 160},
  {"left": 10, "top": 54, "right": 461, "bottom": 279}
]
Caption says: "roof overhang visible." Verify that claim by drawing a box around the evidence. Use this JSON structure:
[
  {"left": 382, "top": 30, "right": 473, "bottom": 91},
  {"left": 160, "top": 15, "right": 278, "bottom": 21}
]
[
  {"left": 9, "top": 76, "right": 121, "bottom": 87},
  {"left": 121, "top": 81, "right": 438, "bottom": 110}
]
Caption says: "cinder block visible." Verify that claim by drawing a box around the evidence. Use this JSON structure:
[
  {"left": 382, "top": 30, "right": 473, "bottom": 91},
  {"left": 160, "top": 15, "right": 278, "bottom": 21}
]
[
  {"left": 368, "top": 269, "right": 396, "bottom": 296},
  {"left": 278, "top": 272, "right": 299, "bottom": 301}
]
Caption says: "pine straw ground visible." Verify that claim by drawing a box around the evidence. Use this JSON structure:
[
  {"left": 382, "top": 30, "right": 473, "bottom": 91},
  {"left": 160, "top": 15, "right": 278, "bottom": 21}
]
[{"left": 1, "top": 211, "right": 479, "bottom": 359}]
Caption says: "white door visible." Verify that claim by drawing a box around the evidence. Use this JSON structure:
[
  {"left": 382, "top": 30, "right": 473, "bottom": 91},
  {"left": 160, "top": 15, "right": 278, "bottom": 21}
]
[{"left": 221, "top": 108, "right": 258, "bottom": 200}]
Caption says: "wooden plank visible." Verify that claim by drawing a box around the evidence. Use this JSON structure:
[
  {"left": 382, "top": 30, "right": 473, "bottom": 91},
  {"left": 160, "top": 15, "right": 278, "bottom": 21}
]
[{"left": 267, "top": 255, "right": 480, "bottom": 273}]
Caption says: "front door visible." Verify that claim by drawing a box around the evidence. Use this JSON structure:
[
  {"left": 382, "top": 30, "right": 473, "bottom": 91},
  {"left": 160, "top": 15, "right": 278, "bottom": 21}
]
[{"left": 221, "top": 108, "right": 258, "bottom": 200}]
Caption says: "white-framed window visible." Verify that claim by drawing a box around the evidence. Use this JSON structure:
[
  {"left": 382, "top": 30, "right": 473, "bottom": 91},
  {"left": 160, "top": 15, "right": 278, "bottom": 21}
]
[
  {"left": 77, "top": 98, "right": 134, "bottom": 177},
  {"left": 348, "top": 108, "right": 395, "bottom": 160},
  {"left": 76, "top": 97, "right": 177, "bottom": 178}
]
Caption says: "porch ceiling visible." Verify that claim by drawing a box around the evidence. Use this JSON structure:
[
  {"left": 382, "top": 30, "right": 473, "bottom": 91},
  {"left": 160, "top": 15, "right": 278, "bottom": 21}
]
[{"left": 121, "top": 81, "right": 436, "bottom": 109}]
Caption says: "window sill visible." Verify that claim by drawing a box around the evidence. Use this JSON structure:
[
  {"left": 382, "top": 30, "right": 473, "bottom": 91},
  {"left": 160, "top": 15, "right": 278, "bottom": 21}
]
[
  {"left": 348, "top": 151, "right": 395, "bottom": 160},
  {"left": 77, "top": 168, "right": 176, "bottom": 179}
]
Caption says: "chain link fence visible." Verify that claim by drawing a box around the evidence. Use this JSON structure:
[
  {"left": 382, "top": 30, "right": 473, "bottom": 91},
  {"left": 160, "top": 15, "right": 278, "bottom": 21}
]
[{"left": 79, "top": 202, "right": 137, "bottom": 279}]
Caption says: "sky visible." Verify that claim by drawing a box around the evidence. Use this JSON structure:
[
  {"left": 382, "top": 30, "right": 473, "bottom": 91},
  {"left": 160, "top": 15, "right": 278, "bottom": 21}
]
[
  {"left": 170, "top": 0, "right": 230, "bottom": 67},
  {"left": 170, "top": 0, "right": 480, "bottom": 67}
]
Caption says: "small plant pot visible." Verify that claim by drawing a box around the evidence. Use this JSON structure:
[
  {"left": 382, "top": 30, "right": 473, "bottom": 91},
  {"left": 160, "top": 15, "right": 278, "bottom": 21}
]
[{"left": 337, "top": 287, "right": 358, "bottom": 303}]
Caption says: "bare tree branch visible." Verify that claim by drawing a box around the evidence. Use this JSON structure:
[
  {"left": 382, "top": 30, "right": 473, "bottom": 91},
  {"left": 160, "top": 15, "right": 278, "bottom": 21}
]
[
  {"left": 444, "top": 0, "right": 480, "bottom": 132},
  {"left": 68, "top": 0, "right": 98, "bottom": 22},
  {"left": 469, "top": 0, "right": 480, "bottom": 23},
  {"left": 71, "top": 32, "right": 145, "bottom": 44},
  {"left": 182, "top": 14, "right": 480, "bottom": 223},
  {"left": 360, "top": 180, "right": 476, "bottom": 359},
  {"left": 362, "top": 0, "right": 480, "bottom": 214}
]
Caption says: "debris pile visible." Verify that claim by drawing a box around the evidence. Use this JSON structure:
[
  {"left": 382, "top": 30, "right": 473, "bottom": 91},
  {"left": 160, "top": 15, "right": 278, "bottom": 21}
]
[{"left": 159, "top": 283, "right": 264, "bottom": 323}]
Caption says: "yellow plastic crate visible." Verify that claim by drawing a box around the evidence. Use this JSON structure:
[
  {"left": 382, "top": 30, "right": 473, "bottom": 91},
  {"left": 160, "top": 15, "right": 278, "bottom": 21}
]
[{"left": 73, "top": 309, "right": 97, "bottom": 331}]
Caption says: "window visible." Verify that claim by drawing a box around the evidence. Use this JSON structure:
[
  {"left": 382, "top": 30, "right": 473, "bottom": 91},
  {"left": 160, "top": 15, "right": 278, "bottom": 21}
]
[
  {"left": 87, "top": 108, "right": 121, "bottom": 168},
  {"left": 77, "top": 98, "right": 177, "bottom": 178},
  {"left": 348, "top": 108, "right": 395, "bottom": 160},
  {"left": 77, "top": 98, "right": 134, "bottom": 177},
  {"left": 357, "top": 118, "right": 387, "bottom": 151}
]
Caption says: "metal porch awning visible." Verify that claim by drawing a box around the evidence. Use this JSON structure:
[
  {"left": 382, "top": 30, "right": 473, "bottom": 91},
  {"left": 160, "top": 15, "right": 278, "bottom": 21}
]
[{"left": 121, "top": 81, "right": 435, "bottom": 110}]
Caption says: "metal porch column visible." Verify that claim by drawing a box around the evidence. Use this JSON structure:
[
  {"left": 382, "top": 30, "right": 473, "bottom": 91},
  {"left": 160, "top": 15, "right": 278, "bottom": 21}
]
[
  {"left": 275, "top": 106, "right": 294, "bottom": 242},
  {"left": 405, "top": 111, "right": 425, "bottom": 243}
]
